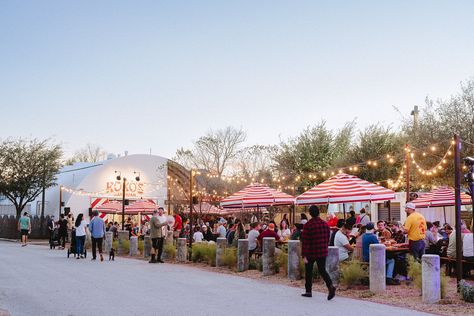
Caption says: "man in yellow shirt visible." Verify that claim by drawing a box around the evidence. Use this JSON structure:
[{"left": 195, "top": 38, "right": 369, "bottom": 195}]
[{"left": 403, "top": 202, "right": 427, "bottom": 260}]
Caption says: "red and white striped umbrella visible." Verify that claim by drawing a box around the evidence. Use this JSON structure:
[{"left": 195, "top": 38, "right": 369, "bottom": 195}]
[
  {"left": 411, "top": 186, "right": 472, "bottom": 208},
  {"left": 220, "top": 183, "right": 295, "bottom": 208},
  {"left": 295, "top": 173, "right": 395, "bottom": 205},
  {"left": 95, "top": 200, "right": 122, "bottom": 212}
]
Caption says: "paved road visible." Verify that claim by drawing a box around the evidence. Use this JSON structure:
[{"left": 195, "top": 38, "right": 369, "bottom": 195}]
[{"left": 0, "top": 241, "right": 431, "bottom": 316}]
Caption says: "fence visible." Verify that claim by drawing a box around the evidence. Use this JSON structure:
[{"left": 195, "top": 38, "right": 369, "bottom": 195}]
[{"left": 0, "top": 215, "right": 50, "bottom": 239}]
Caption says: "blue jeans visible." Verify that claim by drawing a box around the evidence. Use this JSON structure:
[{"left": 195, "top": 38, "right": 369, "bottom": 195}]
[
  {"left": 409, "top": 240, "right": 425, "bottom": 260},
  {"left": 386, "top": 258, "right": 395, "bottom": 278},
  {"left": 76, "top": 235, "right": 85, "bottom": 255}
]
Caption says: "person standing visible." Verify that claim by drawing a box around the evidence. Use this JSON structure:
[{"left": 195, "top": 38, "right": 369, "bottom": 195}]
[
  {"left": 301, "top": 205, "right": 336, "bottom": 300},
  {"left": 47, "top": 215, "right": 56, "bottom": 246},
  {"left": 149, "top": 208, "right": 168, "bottom": 263},
  {"left": 18, "top": 212, "right": 31, "bottom": 247},
  {"left": 403, "top": 202, "right": 427, "bottom": 260},
  {"left": 74, "top": 213, "right": 88, "bottom": 259},
  {"left": 58, "top": 214, "right": 68, "bottom": 249},
  {"left": 346, "top": 210, "right": 356, "bottom": 228},
  {"left": 89, "top": 210, "right": 106, "bottom": 261},
  {"left": 173, "top": 213, "right": 183, "bottom": 239},
  {"left": 356, "top": 208, "right": 370, "bottom": 226},
  {"left": 67, "top": 213, "right": 74, "bottom": 243}
]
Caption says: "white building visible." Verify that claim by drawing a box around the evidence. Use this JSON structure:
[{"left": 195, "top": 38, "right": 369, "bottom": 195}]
[{"left": 32, "top": 154, "right": 169, "bottom": 219}]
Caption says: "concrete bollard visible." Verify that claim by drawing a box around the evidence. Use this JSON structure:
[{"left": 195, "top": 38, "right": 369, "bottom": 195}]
[
  {"left": 288, "top": 240, "right": 301, "bottom": 280},
  {"left": 216, "top": 237, "right": 227, "bottom": 267},
  {"left": 176, "top": 238, "right": 187, "bottom": 262},
  {"left": 422, "top": 255, "right": 441, "bottom": 304},
  {"left": 369, "top": 244, "right": 386, "bottom": 293},
  {"left": 166, "top": 231, "right": 174, "bottom": 244},
  {"left": 144, "top": 235, "right": 151, "bottom": 258},
  {"left": 105, "top": 232, "right": 113, "bottom": 254},
  {"left": 237, "top": 239, "right": 249, "bottom": 272},
  {"left": 263, "top": 237, "right": 276, "bottom": 276},
  {"left": 118, "top": 230, "right": 129, "bottom": 256},
  {"left": 325, "top": 246, "right": 340, "bottom": 285},
  {"left": 129, "top": 236, "right": 138, "bottom": 256}
]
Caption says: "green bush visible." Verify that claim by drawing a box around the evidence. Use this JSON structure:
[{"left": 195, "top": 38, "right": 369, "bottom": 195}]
[
  {"left": 138, "top": 240, "right": 144, "bottom": 253},
  {"left": 249, "top": 258, "right": 258, "bottom": 270},
  {"left": 112, "top": 240, "right": 118, "bottom": 250},
  {"left": 407, "top": 255, "right": 422, "bottom": 290},
  {"left": 340, "top": 260, "right": 368, "bottom": 287},
  {"left": 276, "top": 252, "right": 288, "bottom": 276},
  {"left": 256, "top": 257, "right": 263, "bottom": 272},
  {"left": 459, "top": 279, "right": 474, "bottom": 302},
  {"left": 192, "top": 243, "right": 216, "bottom": 266},
  {"left": 164, "top": 243, "right": 176, "bottom": 260},
  {"left": 221, "top": 247, "right": 237, "bottom": 268}
]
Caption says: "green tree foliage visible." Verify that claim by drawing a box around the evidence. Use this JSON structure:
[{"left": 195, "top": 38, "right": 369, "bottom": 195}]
[
  {"left": 341, "top": 124, "right": 405, "bottom": 184},
  {"left": 0, "top": 138, "right": 62, "bottom": 217}
]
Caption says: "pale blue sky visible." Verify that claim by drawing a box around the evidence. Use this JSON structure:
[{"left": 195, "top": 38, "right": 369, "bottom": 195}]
[{"left": 1, "top": 1, "right": 474, "bottom": 159}]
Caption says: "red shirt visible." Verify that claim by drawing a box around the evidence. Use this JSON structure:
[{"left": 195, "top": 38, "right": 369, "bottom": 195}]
[
  {"left": 173, "top": 215, "right": 182, "bottom": 231},
  {"left": 257, "top": 229, "right": 280, "bottom": 243},
  {"left": 301, "top": 217, "right": 330, "bottom": 259},
  {"left": 327, "top": 217, "right": 338, "bottom": 227}
]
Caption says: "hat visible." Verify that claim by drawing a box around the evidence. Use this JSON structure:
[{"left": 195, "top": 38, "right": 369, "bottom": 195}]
[
  {"left": 219, "top": 218, "right": 227, "bottom": 224},
  {"left": 365, "top": 222, "right": 375, "bottom": 230},
  {"left": 300, "top": 219, "right": 308, "bottom": 225},
  {"left": 268, "top": 223, "right": 275, "bottom": 229},
  {"left": 405, "top": 202, "right": 416, "bottom": 210},
  {"left": 202, "top": 225, "right": 207, "bottom": 229}
]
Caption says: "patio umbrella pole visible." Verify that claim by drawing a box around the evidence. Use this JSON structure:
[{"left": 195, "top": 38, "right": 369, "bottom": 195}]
[
  {"left": 443, "top": 206, "right": 447, "bottom": 225},
  {"left": 343, "top": 203, "right": 346, "bottom": 220}
]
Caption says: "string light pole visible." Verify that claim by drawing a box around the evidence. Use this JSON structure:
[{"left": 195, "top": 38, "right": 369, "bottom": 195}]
[
  {"left": 189, "top": 168, "right": 195, "bottom": 259},
  {"left": 453, "top": 134, "right": 463, "bottom": 284},
  {"left": 463, "top": 155, "right": 474, "bottom": 268},
  {"left": 405, "top": 144, "right": 411, "bottom": 201}
]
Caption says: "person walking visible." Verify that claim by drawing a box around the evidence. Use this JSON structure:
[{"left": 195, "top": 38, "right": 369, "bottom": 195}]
[
  {"left": 74, "top": 213, "right": 88, "bottom": 259},
  {"left": 403, "top": 202, "right": 427, "bottom": 260},
  {"left": 301, "top": 205, "right": 336, "bottom": 300},
  {"left": 89, "top": 210, "right": 106, "bottom": 261},
  {"left": 149, "top": 208, "right": 168, "bottom": 263},
  {"left": 58, "top": 214, "right": 68, "bottom": 249},
  {"left": 18, "top": 212, "right": 31, "bottom": 247},
  {"left": 66, "top": 213, "right": 74, "bottom": 243}
]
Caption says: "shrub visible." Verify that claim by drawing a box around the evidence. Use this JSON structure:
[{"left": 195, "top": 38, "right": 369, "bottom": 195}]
[
  {"left": 249, "top": 258, "right": 258, "bottom": 270},
  {"left": 459, "top": 279, "right": 474, "bottom": 303},
  {"left": 164, "top": 243, "right": 176, "bottom": 260},
  {"left": 256, "top": 257, "right": 263, "bottom": 272},
  {"left": 138, "top": 240, "right": 144, "bottom": 253},
  {"left": 407, "top": 255, "right": 422, "bottom": 289},
  {"left": 112, "top": 240, "right": 118, "bottom": 250},
  {"left": 192, "top": 243, "right": 216, "bottom": 266},
  {"left": 221, "top": 247, "right": 237, "bottom": 268},
  {"left": 340, "top": 260, "right": 368, "bottom": 287},
  {"left": 276, "top": 252, "right": 288, "bottom": 276}
]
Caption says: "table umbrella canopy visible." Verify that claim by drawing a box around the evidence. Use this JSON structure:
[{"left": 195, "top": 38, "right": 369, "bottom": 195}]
[
  {"left": 94, "top": 199, "right": 158, "bottom": 215},
  {"left": 183, "top": 202, "right": 230, "bottom": 216},
  {"left": 411, "top": 186, "right": 472, "bottom": 208},
  {"left": 220, "top": 183, "right": 295, "bottom": 209},
  {"left": 295, "top": 173, "right": 395, "bottom": 205}
]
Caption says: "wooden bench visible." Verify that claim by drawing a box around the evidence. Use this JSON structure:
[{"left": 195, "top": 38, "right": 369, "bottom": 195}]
[{"left": 440, "top": 257, "right": 474, "bottom": 276}]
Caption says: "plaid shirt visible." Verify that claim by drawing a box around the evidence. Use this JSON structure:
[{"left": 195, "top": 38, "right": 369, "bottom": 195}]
[{"left": 301, "top": 217, "right": 330, "bottom": 259}]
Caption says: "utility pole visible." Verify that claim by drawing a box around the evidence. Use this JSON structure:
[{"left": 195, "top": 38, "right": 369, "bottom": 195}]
[
  {"left": 453, "top": 134, "right": 463, "bottom": 285},
  {"left": 189, "top": 169, "right": 194, "bottom": 259},
  {"left": 58, "top": 185, "right": 62, "bottom": 218}
]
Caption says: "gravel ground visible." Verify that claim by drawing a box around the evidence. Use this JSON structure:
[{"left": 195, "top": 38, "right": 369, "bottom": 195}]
[{"left": 0, "top": 241, "right": 432, "bottom": 316}]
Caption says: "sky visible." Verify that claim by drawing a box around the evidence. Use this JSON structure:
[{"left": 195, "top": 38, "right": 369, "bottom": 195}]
[{"left": 1, "top": 1, "right": 474, "bottom": 159}]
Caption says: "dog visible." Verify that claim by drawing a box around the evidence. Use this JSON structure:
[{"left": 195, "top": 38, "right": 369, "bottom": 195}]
[{"left": 109, "top": 248, "right": 115, "bottom": 261}]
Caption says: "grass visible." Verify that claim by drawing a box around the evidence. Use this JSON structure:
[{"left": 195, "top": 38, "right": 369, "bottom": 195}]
[
  {"left": 340, "top": 260, "right": 368, "bottom": 287},
  {"left": 192, "top": 243, "right": 217, "bottom": 266},
  {"left": 164, "top": 243, "right": 177, "bottom": 260},
  {"left": 276, "top": 252, "right": 288, "bottom": 276},
  {"left": 221, "top": 247, "right": 237, "bottom": 269}
]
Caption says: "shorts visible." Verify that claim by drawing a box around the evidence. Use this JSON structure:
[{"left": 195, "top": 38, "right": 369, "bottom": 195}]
[{"left": 21, "top": 229, "right": 29, "bottom": 236}]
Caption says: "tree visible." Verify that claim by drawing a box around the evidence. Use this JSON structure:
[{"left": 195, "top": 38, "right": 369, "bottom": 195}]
[
  {"left": 0, "top": 138, "right": 62, "bottom": 217},
  {"left": 401, "top": 78, "right": 474, "bottom": 188},
  {"left": 234, "top": 145, "right": 277, "bottom": 179},
  {"left": 175, "top": 127, "right": 247, "bottom": 177},
  {"left": 65, "top": 143, "right": 107, "bottom": 164},
  {"left": 340, "top": 124, "right": 405, "bottom": 184},
  {"left": 273, "top": 121, "right": 355, "bottom": 191}
]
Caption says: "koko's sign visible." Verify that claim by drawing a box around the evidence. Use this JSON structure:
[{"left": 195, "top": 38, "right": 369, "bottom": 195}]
[{"left": 106, "top": 181, "right": 144, "bottom": 196}]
